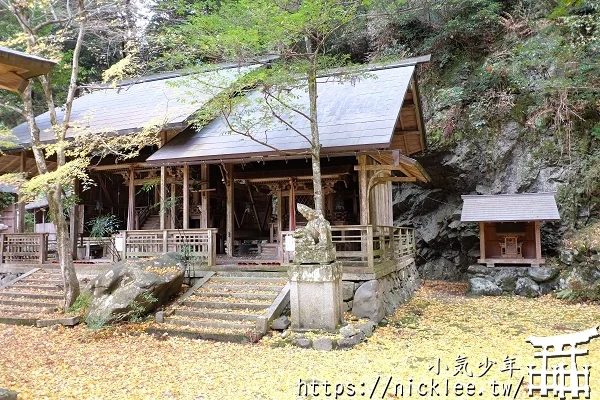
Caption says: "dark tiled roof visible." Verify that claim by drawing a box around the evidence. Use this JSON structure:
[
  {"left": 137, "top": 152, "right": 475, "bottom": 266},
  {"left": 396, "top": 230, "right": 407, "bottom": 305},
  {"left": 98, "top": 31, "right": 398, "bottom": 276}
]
[
  {"left": 146, "top": 65, "right": 416, "bottom": 164},
  {"left": 461, "top": 193, "right": 560, "bottom": 222},
  {"left": 11, "top": 65, "right": 257, "bottom": 146}
]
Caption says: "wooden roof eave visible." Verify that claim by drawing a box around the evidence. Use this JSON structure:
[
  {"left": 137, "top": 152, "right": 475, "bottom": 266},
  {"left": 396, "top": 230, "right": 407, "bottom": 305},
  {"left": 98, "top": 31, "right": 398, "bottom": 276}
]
[{"left": 0, "top": 47, "right": 56, "bottom": 94}]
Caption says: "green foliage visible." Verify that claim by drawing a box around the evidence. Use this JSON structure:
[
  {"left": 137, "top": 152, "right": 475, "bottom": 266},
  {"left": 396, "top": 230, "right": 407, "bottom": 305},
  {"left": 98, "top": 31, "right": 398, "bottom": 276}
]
[
  {"left": 87, "top": 214, "right": 122, "bottom": 238},
  {"left": 68, "top": 292, "right": 92, "bottom": 316},
  {"left": 0, "top": 192, "right": 14, "bottom": 212},
  {"left": 125, "top": 293, "right": 159, "bottom": 323},
  {"left": 24, "top": 212, "right": 35, "bottom": 232},
  {"left": 84, "top": 311, "right": 112, "bottom": 331}
]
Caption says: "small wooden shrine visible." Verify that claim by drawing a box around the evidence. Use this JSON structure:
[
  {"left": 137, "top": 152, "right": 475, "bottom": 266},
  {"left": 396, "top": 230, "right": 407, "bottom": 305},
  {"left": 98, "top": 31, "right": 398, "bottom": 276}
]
[{"left": 461, "top": 193, "right": 560, "bottom": 267}]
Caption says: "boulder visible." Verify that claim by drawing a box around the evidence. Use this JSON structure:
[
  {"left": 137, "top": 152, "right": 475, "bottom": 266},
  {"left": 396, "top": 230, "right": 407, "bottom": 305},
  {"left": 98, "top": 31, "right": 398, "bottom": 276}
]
[
  {"left": 560, "top": 250, "right": 574, "bottom": 265},
  {"left": 313, "top": 337, "right": 333, "bottom": 351},
  {"left": 293, "top": 337, "right": 312, "bottom": 349},
  {"left": 0, "top": 389, "right": 17, "bottom": 400},
  {"left": 352, "top": 280, "right": 385, "bottom": 322},
  {"left": 85, "top": 253, "right": 184, "bottom": 324},
  {"left": 271, "top": 316, "right": 290, "bottom": 330},
  {"left": 339, "top": 324, "right": 356, "bottom": 338},
  {"left": 337, "top": 332, "right": 366, "bottom": 349},
  {"left": 528, "top": 267, "right": 559, "bottom": 283},
  {"left": 467, "top": 264, "right": 490, "bottom": 276},
  {"left": 515, "top": 277, "right": 540, "bottom": 298},
  {"left": 356, "top": 322, "right": 375, "bottom": 338},
  {"left": 342, "top": 281, "right": 355, "bottom": 301},
  {"left": 469, "top": 277, "right": 502, "bottom": 296},
  {"left": 494, "top": 269, "right": 518, "bottom": 292}
]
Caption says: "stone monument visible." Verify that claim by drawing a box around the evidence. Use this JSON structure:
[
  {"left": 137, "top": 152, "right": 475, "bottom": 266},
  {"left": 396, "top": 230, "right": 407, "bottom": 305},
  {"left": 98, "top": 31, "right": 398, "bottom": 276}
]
[{"left": 288, "top": 203, "right": 343, "bottom": 331}]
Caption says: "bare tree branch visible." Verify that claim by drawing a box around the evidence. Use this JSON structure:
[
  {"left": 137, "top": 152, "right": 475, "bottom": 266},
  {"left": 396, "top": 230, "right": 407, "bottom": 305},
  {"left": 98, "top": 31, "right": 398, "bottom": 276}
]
[
  {"left": 0, "top": 102, "right": 25, "bottom": 117},
  {"left": 263, "top": 93, "right": 313, "bottom": 146}
]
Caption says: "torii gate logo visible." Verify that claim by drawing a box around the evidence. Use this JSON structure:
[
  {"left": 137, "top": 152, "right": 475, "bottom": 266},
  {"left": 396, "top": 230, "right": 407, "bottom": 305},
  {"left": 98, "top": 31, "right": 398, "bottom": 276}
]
[{"left": 526, "top": 326, "right": 599, "bottom": 399}]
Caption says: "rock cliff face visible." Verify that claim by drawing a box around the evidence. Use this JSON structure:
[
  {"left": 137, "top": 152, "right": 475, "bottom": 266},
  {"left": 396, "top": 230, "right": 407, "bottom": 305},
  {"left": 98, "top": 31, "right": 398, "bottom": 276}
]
[{"left": 393, "top": 122, "right": 578, "bottom": 280}]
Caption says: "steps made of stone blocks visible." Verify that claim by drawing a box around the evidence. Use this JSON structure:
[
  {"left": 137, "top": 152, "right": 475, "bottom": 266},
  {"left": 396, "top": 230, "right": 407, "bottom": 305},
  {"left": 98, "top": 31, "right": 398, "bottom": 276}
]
[
  {"left": 0, "top": 269, "right": 87, "bottom": 327},
  {"left": 148, "top": 271, "right": 288, "bottom": 343}
]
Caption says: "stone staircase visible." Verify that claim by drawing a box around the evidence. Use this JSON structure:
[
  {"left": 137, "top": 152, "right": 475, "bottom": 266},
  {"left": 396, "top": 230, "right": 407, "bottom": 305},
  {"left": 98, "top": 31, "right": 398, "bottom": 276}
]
[
  {"left": 0, "top": 268, "right": 88, "bottom": 326},
  {"left": 147, "top": 271, "right": 289, "bottom": 343}
]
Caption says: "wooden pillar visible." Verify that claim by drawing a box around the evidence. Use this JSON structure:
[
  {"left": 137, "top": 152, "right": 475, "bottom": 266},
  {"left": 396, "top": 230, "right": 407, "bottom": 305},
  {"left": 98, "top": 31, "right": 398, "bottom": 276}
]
[
  {"left": 534, "top": 221, "right": 542, "bottom": 261},
  {"left": 358, "top": 155, "right": 368, "bottom": 225},
  {"left": 16, "top": 152, "right": 26, "bottom": 233},
  {"left": 170, "top": 182, "right": 176, "bottom": 229},
  {"left": 160, "top": 166, "right": 166, "bottom": 230},
  {"left": 276, "top": 187, "right": 283, "bottom": 240},
  {"left": 127, "top": 165, "right": 135, "bottom": 230},
  {"left": 225, "top": 164, "right": 234, "bottom": 256},
  {"left": 159, "top": 131, "right": 167, "bottom": 230},
  {"left": 200, "top": 164, "right": 209, "bottom": 229},
  {"left": 183, "top": 164, "right": 189, "bottom": 229},
  {"left": 479, "top": 222, "right": 486, "bottom": 263},
  {"left": 289, "top": 178, "right": 296, "bottom": 231}
]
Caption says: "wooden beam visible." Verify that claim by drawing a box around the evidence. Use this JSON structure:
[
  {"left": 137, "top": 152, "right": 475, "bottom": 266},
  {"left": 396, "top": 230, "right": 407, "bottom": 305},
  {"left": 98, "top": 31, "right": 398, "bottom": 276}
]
[
  {"left": 95, "top": 174, "right": 114, "bottom": 206},
  {"left": 354, "top": 164, "right": 420, "bottom": 172},
  {"left": 411, "top": 79, "right": 427, "bottom": 151},
  {"left": 247, "top": 185, "right": 262, "bottom": 231},
  {"left": 534, "top": 221, "right": 542, "bottom": 261},
  {"left": 479, "top": 222, "right": 486, "bottom": 263},
  {"left": 372, "top": 177, "right": 417, "bottom": 184},
  {"left": 160, "top": 166, "right": 166, "bottom": 230},
  {"left": 289, "top": 179, "right": 296, "bottom": 231},
  {"left": 89, "top": 162, "right": 154, "bottom": 171},
  {"left": 276, "top": 188, "right": 283, "bottom": 243},
  {"left": 200, "top": 164, "right": 209, "bottom": 228},
  {"left": 225, "top": 164, "right": 234, "bottom": 256},
  {"left": 262, "top": 195, "right": 272, "bottom": 232},
  {"left": 182, "top": 164, "right": 189, "bottom": 229},
  {"left": 170, "top": 182, "right": 176, "bottom": 229},
  {"left": 235, "top": 165, "right": 352, "bottom": 181},
  {"left": 16, "top": 152, "right": 25, "bottom": 233},
  {"left": 358, "top": 155, "right": 368, "bottom": 225},
  {"left": 127, "top": 165, "right": 135, "bottom": 230}
]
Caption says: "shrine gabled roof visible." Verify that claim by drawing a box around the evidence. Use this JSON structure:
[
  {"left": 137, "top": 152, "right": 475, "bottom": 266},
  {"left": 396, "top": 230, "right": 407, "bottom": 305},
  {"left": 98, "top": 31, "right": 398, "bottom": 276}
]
[
  {"left": 146, "top": 62, "right": 422, "bottom": 165},
  {"left": 10, "top": 64, "right": 258, "bottom": 147},
  {"left": 460, "top": 192, "right": 560, "bottom": 222}
]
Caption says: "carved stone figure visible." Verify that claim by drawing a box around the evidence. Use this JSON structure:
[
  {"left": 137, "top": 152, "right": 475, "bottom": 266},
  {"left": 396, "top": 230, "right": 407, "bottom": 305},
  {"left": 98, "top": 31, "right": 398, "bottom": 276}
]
[{"left": 293, "top": 203, "right": 336, "bottom": 264}]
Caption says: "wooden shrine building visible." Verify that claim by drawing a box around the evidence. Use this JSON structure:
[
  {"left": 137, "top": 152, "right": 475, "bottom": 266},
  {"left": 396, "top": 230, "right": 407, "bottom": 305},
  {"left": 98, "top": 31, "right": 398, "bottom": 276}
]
[
  {"left": 0, "top": 56, "right": 432, "bottom": 275},
  {"left": 461, "top": 193, "right": 560, "bottom": 267},
  {"left": 0, "top": 47, "right": 56, "bottom": 235}
]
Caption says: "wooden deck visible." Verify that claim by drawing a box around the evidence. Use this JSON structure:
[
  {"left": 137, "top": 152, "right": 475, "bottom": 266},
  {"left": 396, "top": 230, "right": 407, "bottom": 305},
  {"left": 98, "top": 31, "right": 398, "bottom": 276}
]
[
  {"left": 1, "top": 225, "right": 416, "bottom": 280},
  {"left": 478, "top": 257, "right": 545, "bottom": 267}
]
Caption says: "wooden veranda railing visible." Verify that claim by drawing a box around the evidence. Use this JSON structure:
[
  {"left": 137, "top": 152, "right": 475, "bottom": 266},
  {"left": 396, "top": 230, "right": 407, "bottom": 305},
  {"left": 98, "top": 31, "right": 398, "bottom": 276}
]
[
  {"left": 116, "top": 229, "right": 217, "bottom": 267},
  {"left": 0, "top": 233, "right": 48, "bottom": 264},
  {"left": 280, "top": 225, "right": 416, "bottom": 276}
]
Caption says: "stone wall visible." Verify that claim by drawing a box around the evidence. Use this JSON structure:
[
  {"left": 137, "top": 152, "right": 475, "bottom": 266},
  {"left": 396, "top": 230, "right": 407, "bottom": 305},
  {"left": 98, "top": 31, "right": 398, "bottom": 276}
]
[
  {"left": 343, "top": 257, "right": 420, "bottom": 322},
  {"left": 467, "top": 265, "right": 560, "bottom": 297}
]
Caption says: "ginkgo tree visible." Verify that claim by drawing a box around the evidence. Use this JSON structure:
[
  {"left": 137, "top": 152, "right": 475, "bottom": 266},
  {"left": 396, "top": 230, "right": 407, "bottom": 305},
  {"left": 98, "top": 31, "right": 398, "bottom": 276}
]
[
  {"left": 0, "top": 0, "right": 159, "bottom": 309},
  {"left": 164, "top": 0, "right": 370, "bottom": 215}
]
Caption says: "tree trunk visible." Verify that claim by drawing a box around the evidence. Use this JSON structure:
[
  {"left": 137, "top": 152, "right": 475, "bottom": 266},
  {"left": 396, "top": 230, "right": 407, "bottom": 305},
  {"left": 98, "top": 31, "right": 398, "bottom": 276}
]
[
  {"left": 46, "top": 187, "right": 80, "bottom": 309},
  {"left": 307, "top": 63, "right": 323, "bottom": 214}
]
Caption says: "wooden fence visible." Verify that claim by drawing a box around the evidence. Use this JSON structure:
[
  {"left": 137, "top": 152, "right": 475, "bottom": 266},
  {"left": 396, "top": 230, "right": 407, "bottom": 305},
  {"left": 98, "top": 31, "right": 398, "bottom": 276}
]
[
  {"left": 281, "top": 225, "right": 416, "bottom": 276},
  {"left": 0, "top": 233, "right": 48, "bottom": 264},
  {"left": 117, "top": 229, "right": 217, "bottom": 267}
]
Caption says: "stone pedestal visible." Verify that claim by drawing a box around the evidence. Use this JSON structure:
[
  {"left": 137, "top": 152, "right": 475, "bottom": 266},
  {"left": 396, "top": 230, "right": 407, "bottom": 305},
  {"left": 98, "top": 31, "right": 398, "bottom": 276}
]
[{"left": 289, "top": 262, "right": 343, "bottom": 332}]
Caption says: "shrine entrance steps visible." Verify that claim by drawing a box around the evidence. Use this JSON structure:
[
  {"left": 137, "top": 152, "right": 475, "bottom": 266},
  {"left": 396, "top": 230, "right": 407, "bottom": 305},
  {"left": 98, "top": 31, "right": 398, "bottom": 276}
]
[
  {"left": 146, "top": 271, "right": 289, "bottom": 343},
  {"left": 0, "top": 267, "right": 97, "bottom": 327}
]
